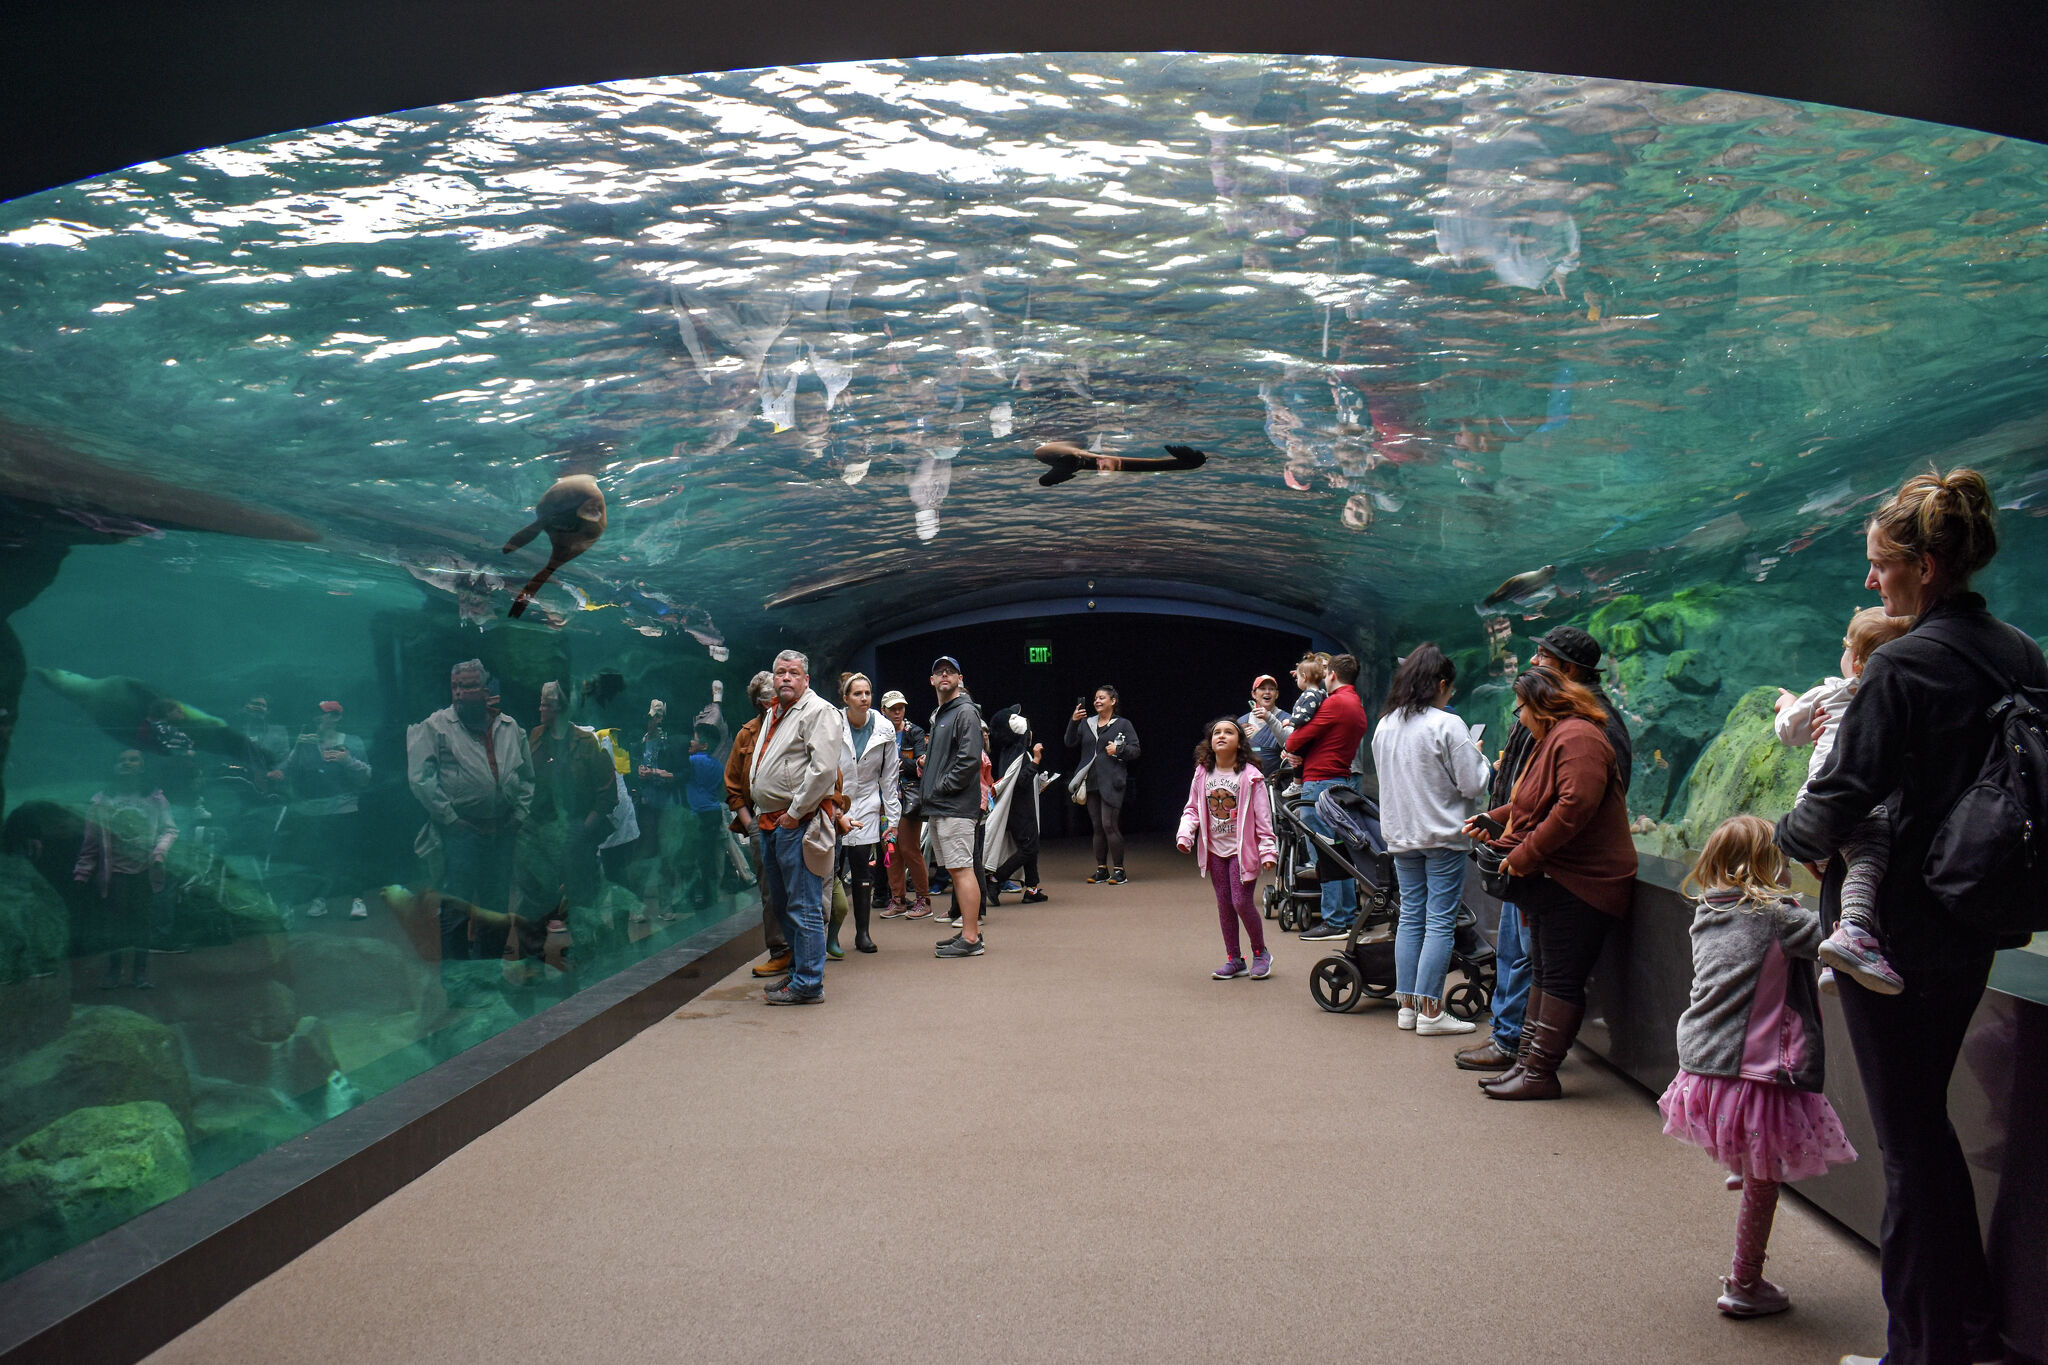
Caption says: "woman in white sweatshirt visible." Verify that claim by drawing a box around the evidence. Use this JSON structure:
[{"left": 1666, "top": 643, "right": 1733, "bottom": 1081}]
[
  {"left": 1370, "top": 644, "right": 1493, "bottom": 1036},
  {"left": 837, "top": 674, "right": 900, "bottom": 954}
]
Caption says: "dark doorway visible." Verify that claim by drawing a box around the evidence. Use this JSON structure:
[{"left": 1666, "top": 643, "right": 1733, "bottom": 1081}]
[{"left": 874, "top": 613, "right": 1312, "bottom": 839}]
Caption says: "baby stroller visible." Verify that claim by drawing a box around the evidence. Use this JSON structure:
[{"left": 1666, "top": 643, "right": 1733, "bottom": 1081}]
[
  {"left": 1297, "top": 785, "right": 1497, "bottom": 1020},
  {"left": 1262, "top": 780, "right": 1327, "bottom": 932}
]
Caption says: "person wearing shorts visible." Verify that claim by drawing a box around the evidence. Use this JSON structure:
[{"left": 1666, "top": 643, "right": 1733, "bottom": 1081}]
[{"left": 921, "top": 657, "right": 985, "bottom": 957}]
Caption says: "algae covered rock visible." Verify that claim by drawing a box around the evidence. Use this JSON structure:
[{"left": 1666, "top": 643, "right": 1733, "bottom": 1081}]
[
  {"left": 0, "top": 1007, "right": 193, "bottom": 1147},
  {"left": 1672, "top": 685, "right": 1810, "bottom": 843},
  {"left": 0, "top": 1101, "right": 193, "bottom": 1265},
  {"left": 0, "top": 853, "right": 68, "bottom": 983}
]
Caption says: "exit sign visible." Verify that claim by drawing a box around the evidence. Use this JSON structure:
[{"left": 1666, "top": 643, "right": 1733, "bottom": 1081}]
[{"left": 1026, "top": 639, "right": 1052, "bottom": 665}]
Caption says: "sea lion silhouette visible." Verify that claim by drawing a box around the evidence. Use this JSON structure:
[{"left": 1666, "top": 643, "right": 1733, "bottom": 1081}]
[
  {"left": 34, "top": 667, "right": 264, "bottom": 766},
  {"left": 1481, "top": 564, "right": 1558, "bottom": 607},
  {"left": 503, "top": 475, "right": 606, "bottom": 619},
  {"left": 1033, "top": 441, "right": 1208, "bottom": 487}
]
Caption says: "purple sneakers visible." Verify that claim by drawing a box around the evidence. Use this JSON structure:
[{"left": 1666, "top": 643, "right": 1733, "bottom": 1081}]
[
  {"left": 1212, "top": 957, "right": 1248, "bottom": 980},
  {"left": 1818, "top": 923, "right": 1905, "bottom": 995},
  {"left": 1249, "top": 951, "right": 1273, "bottom": 979}
]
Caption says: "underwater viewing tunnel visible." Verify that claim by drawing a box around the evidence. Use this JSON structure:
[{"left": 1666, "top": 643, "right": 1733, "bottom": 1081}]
[{"left": 1, "top": 20, "right": 2047, "bottom": 1362}]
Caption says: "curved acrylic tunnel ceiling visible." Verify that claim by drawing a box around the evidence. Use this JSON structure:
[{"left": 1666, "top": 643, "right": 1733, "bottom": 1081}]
[{"left": 3, "top": 54, "right": 2048, "bottom": 671}]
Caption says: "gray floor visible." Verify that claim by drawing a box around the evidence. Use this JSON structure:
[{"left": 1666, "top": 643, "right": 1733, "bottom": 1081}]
[{"left": 149, "top": 840, "right": 1884, "bottom": 1363}]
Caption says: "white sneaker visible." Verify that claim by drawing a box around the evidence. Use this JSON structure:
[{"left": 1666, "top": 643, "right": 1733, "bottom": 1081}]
[
  {"left": 1396, "top": 1006, "right": 1417, "bottom": 1030},
  {"left": 1417, "top": 1010, "right": 1478, "bottom": 1036},
  {"left": 1818, "top": 965, "right": 1839, "bottom": 996},
  {"left": 305, "top": 899, "right": 327, "bottom": 918},
  {"left": 349, "top": 898, "right": 368, "bottom": 920}
]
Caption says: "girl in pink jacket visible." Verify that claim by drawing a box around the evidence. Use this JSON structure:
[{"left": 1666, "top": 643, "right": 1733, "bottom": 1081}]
[{"left": 1176, "top": 718, "right": 1279, "bottom": 980}]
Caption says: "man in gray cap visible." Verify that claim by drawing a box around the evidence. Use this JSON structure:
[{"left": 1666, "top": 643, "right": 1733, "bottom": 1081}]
[{"left": 1455, "top": 624, "right": 1633, "bottom": 1075}]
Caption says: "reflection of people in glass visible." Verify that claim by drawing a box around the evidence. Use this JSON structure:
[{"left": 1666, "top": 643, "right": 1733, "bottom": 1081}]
[
  {"left": 406, "top": 659, "right": 533, "bottom": 971},
  {"left": 679, "top": 721, "right": 728, "bottom": 910},
  {"left": 633, "top": 699, "right": 688, "bottom": 925},
  {"left": 516, "top": 680, "right": 616, "bottom": 958},
  {"left": 73, "top": 749, "right": 177, "bottom": 989},
  {"left": 237, "top": 694, "right": 291, "bottom": 773},
  {"left": 283, "top": 701, "right": 372, "bottom": 920}
]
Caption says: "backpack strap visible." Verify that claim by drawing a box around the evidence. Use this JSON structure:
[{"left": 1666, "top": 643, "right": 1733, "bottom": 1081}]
[{"left": 1913, "top": 619, "right": 2037, "bottom": 722}]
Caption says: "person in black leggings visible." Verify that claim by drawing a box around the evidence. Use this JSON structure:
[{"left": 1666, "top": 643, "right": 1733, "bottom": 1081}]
[
  {"left": 1775, "top": 467, "right": 2042, "bottom": 1365},
  {"left": 1066, "top": 686, "right": 1140, "bottom": 885},
  {"left": 1466, "top": 666, "right": 1636, "bottom": 1101}
]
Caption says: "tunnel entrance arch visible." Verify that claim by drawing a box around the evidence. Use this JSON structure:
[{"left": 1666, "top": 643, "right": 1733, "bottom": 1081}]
[{"left": 871, "top": 609, "right": 1320, "bottom": 838}]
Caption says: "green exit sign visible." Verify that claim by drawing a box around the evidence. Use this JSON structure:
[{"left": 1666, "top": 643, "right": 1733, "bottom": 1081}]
[{"left": 1026, "top": 640, "right": 1052, "bottom": 666}]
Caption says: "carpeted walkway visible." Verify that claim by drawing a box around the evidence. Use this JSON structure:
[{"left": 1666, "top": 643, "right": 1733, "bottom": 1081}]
[{"left": 149, "top": 840, "right": 1882, "bottom": 1364}]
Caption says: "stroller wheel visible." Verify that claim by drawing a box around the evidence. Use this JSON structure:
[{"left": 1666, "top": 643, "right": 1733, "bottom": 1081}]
[
  {"left": 1361, "top": 978, "right": 1395, "bottom": 999},
  {"left": 1445, "top": 980, "right": 1485, "bottom": 1021},
  {"left": 1261, "top": 884, "right": 1281, "bottom": 921},
  {"left": 1310, "top": 956, "right": 1363, "bottom": 1013}
]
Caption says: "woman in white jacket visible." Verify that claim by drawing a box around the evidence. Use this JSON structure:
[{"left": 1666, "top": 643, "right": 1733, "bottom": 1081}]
[
  {"left": 838, "top": 674, "right": 900, "bottom": 955},
  {"left": 1371, "top": 644, "right": 1493, "bottom": 1036}
]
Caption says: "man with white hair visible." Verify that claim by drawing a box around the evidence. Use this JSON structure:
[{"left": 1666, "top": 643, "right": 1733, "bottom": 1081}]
[
  {"left": 747, "top": 650, "right": 845, "bottom": 1004},
  {"left": 408, "top": 658, "right": 534, "bottom": 970}
]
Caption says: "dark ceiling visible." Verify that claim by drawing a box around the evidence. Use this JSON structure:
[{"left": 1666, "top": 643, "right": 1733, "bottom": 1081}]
[{"left": 5, "top": 0, "right": 2045, "bottom": 204}]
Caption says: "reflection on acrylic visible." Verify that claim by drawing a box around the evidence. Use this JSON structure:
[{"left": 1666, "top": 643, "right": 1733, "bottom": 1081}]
[{"left": 1, "top": 51, "right": 2048, "bottom": 1282}]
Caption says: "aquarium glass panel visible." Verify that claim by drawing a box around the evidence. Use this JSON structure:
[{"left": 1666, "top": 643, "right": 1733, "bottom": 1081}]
[{"left": 3, "top": 52, "right": 2048, "bottom": 1279}]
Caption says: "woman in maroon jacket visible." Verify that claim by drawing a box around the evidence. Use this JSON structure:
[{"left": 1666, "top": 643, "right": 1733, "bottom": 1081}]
[{"left": 1465, "top": 666, "right": 1638, "bottom": 1100}]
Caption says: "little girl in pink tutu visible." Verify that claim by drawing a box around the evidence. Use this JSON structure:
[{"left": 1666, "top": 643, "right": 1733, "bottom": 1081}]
[{"left": 1659, "top": 814, "right": 1857, "bottom": 1319}]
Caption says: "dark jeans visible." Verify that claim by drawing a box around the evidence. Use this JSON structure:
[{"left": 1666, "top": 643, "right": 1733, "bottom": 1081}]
[
  {"left": 1518, "top": 881, "right": 1612, "bottom": 1005},
  {"left": 440, "top": 820, "right": 514, "bottom": 963},
  {"left": 1085, "top": 793, "right": 1124, "bottom": 868},
  {"left": 1490, "top": 901, "right": 1530, "bottom": 1048},
  {"left": 1838, "top": 955, "right": 2002, "bottom": 1365}
]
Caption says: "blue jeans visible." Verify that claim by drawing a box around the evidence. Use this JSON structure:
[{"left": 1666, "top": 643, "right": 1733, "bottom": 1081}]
[
  {"left": 1393, "top": 848, "right": 1467, "bottom": 1002},
  {"left": 1490, "top": 901, "right": 1530, "bottom": 1048},
  {"left": 1297, "top": 778, "right": 1359, "bottom": 930},
  {"left": 760, "top": 821, "right": 826, "bottom": 996}
]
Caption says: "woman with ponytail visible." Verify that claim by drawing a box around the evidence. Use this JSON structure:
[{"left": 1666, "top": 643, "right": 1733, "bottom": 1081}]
[{"left": 1777, "top": 467, "right": 2046, "bottom": 1365}]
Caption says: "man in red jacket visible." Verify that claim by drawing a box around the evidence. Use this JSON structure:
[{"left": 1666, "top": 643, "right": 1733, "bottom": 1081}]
[{"left": 1285, "top": 653, "right": 1371, "bottom": 941}]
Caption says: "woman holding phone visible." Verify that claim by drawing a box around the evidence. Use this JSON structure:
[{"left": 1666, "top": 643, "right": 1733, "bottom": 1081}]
[
  {"left": 1067, "top": 685, "right": 1141, "bottom": 885},
  {"left": 283, "top": 700, "right": 374, "bottom": 919}
]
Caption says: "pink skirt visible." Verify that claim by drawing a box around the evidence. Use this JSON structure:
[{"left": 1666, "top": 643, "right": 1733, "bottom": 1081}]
[{"left": 1658, "top": 1070, "right": 1857, "bottom": 1183}]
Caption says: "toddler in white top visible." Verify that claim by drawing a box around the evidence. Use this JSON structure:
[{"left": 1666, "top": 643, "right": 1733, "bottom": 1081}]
[{"left": 1773, "top": 605, "right": 1913, "bottom": 995}]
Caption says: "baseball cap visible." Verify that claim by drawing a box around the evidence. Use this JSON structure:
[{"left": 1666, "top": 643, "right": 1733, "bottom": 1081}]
[
  {"left": 930, "top": 655, "right": 963, "bottom": 675},
  {"left": 318, "top": 700, "right": 344, "bottom": 715},
  {"left": 1534, "top": 625, "right": 1602, "bottom": 673},
  {"left": 879, "top": 690, "right": 908, "bottom": 709},
  {"left": 1251, "top": 674, "right": 1278, "bottom": 690}
]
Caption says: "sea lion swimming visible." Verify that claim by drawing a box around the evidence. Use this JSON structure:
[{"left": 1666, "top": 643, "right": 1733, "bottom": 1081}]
[
  {"left": 1033, "top": 441, "right": 1208, "bottom": 488},
  {"left": 503, "top": 475, "right": 606, "bottom": 619},
  {"left": 1482, "top": 564, "right": 1558, "bottom": 607},
  {"left": 33, "top": 667, "right": 265, "bottom": 767}
]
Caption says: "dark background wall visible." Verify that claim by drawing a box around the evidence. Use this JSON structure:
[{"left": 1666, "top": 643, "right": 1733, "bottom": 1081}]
[{"left": 876, "top": 613, "right": 1309, "bottom": 838}]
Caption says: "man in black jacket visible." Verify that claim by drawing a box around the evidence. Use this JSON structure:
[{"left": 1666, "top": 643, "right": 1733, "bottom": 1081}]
[
  {"left": 921, "top": 656, "right": 985, "bottom": 957},
  {"left": 1457, "top": 624, "right": 1634, "bottom": 1074}
]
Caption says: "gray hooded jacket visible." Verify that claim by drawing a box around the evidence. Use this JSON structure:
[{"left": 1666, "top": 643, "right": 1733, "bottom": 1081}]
[{"left": 1674, "top": 890, "right": 1827, "bottom": 1092}]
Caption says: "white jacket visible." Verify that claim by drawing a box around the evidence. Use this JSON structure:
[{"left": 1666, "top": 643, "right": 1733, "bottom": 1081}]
[
  {"left": 1369, "top": 705, "right": 1492, "bottom": 853},
  {"left": 748, "top": 688, "right": 845, "bottom": 821},
  {"left": 1775, "top": 674, "right": 1858, "bottom": 794},
  {"left": 839, "top": 709, "right": 901, "bottom": 844}
]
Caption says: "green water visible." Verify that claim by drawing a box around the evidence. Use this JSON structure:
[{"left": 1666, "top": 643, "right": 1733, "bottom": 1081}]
[{"left": 1, "top": 51, "right": 2046, "bottom": 1282}]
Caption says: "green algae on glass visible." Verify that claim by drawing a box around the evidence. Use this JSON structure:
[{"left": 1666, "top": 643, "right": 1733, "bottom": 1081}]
[{"left": 2, "top": 51, "right": 2048, "bottom": 1283}]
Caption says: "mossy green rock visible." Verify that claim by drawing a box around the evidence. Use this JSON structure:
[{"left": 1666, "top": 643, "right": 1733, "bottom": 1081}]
[
  {"left": 0, "top": 854, "right": 68, "bottom": 983},
  {"left": 1674, "top": 686, "right": 1810, "bottom": 841},
  {"left": 1641, "top": 601, "right": 1689, "bottom": 651},
  {"left": 0, "top": 1102, "right": 192, "bottom": 1259},
  {"left": 0, "top": 1008, "right": 193, "bottom": 1148}
]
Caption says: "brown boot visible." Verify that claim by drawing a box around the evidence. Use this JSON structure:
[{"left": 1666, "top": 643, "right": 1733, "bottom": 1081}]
[
  {"left": 1484, "top": 995, "right": 1585, "bottom": 1101},
  {"left": 752, "top": 950, "right": 793, "bottom": 978},
  {"left": 1455, "top": 1037, "right": 1519, "bottom": 1072},
  {"left": 1477, "top": 988, "right": 1544, "bottom": 1091}
]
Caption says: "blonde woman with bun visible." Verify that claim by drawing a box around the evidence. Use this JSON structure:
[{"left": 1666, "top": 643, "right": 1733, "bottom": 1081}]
[{"left": 1777, "top": 467, "right": 2046, "bottom": 1365}]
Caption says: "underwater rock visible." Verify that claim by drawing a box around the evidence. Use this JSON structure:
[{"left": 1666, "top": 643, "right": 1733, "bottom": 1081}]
[
  {"left": 285, "top": 936, "right": 432, "bottom": 1019},
  {"left": 0, "top": 853, "right": 69, "bottom": 989},
  {"left": 0, "top": 1101, "right": 193, "bottom": 1265},
  {"left": 1640, "top": 600, "right": 1690, "bottom": 652},
  {"left": 188, "top": 1076, "right": 311, "bottom": 1170},
  {"left": 1670, "top": 686, "right": 1811, "bottom": 845},
  {"left": 1664, "top": 649, "right": 1723, "bottom": 695},
  {"left": 0, "top": 1007, "right": 194, "bottom": 1148},
  {"left": 178, "top": 1013, "right": 336, "bottom": 1102}
]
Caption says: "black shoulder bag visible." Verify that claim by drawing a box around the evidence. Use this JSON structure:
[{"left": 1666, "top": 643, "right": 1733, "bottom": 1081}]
[{"left": 1918, "top": 624, "right": 2048, "bottom": 935}]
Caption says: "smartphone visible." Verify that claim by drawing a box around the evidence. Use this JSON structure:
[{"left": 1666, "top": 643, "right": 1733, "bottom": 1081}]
[
  {"left": 1075, "top": 696, "right": 1088, "bottom": 713},
  {"left": 1471, "top": 813, "right": 1505, "bottom": 837},
  {"left": 1469, "top": 723, "right": 1486, "bottom": 746}
]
